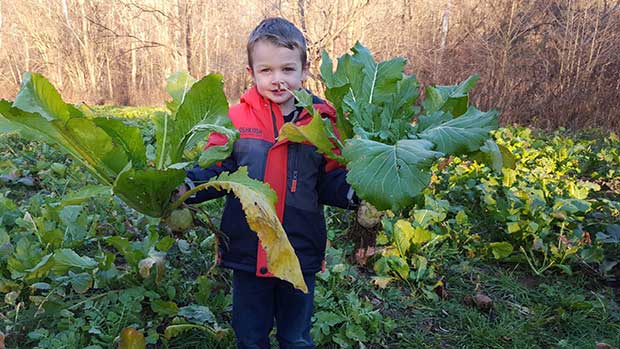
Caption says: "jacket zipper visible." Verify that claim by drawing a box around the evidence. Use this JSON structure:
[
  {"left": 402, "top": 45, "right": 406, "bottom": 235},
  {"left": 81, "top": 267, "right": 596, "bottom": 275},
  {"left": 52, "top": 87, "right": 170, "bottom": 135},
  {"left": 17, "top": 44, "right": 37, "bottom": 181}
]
[
  {"left": 291, "top": 144, "right": 299, "bottom": 193},
  {"left": 291, "top": 170, "right": 298, "bottom": 193},
  {"left": 269, "top": 103, "right": 279, "bottom": 140}
]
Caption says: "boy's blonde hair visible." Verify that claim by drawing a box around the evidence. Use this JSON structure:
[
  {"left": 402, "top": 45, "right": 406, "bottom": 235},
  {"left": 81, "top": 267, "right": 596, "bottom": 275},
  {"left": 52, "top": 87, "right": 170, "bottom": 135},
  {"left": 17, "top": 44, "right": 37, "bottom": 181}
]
[{"left": 247, "top": 17, "right": 307, "bottom": 69}]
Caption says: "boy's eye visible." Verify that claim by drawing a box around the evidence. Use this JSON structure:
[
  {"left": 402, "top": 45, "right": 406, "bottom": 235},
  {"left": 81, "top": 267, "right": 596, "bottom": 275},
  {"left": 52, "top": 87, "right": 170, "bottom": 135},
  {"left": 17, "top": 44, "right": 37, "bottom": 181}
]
[
  {"left": 260, "top": 68, "right": 270, "bottom": 73},
  {"left": 283, "top": 67, "right": 294, "bottom": 72}
]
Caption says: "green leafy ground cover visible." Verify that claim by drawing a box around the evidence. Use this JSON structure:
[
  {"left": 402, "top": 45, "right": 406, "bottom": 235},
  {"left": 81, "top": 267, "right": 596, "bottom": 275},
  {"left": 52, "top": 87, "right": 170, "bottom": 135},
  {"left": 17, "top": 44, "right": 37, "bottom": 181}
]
[{"left": 1, "top": 108, "right": 619, "bottom": 348}]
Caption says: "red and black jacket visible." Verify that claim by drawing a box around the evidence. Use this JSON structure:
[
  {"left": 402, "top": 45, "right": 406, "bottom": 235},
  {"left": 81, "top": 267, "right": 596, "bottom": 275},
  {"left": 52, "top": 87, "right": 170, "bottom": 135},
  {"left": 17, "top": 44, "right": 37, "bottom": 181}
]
[{"left": 186, "top": 86, "right": 354, "bottom": 276}]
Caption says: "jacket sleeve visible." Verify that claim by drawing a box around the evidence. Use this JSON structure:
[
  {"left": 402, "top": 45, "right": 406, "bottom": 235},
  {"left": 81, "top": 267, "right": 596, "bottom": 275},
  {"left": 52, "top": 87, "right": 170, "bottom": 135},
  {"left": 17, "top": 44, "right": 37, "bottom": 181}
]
[
  {"left": 317, "top": 156, "right": 358, "bottom": 209},
  {"left": 315, "top": 108, "right": 359, "bottom": 209},
  {"left": 184, "top": 132, "right": 238, "bottom": 204}
]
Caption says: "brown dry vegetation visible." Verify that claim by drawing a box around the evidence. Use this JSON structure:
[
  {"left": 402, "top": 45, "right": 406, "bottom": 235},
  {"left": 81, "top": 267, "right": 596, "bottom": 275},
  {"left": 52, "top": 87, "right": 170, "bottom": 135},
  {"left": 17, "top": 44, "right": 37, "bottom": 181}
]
[{"left": 0, "top": 0, "right": 619, "bottom": 130}]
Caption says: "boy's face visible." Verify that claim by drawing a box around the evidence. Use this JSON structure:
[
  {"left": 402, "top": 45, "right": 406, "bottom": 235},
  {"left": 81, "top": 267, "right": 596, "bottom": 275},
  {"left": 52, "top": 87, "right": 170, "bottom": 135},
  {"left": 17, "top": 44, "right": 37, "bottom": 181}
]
[{"left": 247, "top": 40, "right": 309, "bottom": 115}]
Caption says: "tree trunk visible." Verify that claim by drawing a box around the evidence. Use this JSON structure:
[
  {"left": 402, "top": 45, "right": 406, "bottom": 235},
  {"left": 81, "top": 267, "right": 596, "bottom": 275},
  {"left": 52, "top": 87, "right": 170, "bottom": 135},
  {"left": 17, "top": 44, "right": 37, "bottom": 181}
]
[
  {"left": 79, "top": 0, "right": 97, "bottom": 96},
  {"left": 204, "top": 4, "right": 210, "bottom": 74},
  {"left": 437, "top": 0, "right": 452, "bottom": 80}
]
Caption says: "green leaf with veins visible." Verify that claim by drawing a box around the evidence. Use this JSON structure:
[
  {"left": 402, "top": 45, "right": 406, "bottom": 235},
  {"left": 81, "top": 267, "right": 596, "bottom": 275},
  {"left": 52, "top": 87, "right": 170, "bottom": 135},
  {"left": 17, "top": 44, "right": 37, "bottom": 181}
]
[
  {"left": 418, "top": 106, "right": 499, "bottom": 155},
  {"left": 113, "top": 166, "right": 186, "bottom": 218},
  {"left": 168, "top": 74, "right": 229, "bottom": 164},
  {"left": 350, "top": 42, "right": 407, "bottom": 105},
  {"left": 13, "top": 72, "right": 75, "bottom": 121},
  {"left": 165, "top": 71, "right": 197, "bottom": 114},
  {"left": 94, "top": 117, "right": 147, "bottom": 169},
  {"left": 52, "top": 249, "right": 98, "bottom": 274},
  {"left": 0, "top": 101, "right": 122, "bottom": 186},
  {"left": 343, "top": 139, "right": 443, "bottom": 211},
  {"left": 422, "top": 74, "right": 480, "bottom": 117}
]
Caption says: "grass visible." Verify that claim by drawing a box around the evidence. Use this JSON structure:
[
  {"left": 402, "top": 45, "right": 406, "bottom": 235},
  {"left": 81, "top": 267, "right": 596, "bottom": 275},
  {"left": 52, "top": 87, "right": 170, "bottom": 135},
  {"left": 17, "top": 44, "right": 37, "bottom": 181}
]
[
  {"left": 90, "top": 105, "right": 166, "bottom": 119},
  {"left": 375, "top": 262, "right": 620, "bottom": 348}
]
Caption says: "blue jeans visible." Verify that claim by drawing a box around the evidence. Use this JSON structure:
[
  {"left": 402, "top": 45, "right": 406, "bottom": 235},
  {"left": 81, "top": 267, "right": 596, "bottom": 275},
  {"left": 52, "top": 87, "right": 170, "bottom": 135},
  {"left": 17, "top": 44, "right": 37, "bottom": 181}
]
[{"left": 231, "top": 269, "right": 316, "bottom": 349}]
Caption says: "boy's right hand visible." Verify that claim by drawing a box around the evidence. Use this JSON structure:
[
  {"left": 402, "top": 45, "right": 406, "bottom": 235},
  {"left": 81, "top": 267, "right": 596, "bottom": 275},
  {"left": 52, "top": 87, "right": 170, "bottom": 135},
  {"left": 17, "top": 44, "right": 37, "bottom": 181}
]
[{"left": 357, "top": 201, "right": 383, "bottom": 229}]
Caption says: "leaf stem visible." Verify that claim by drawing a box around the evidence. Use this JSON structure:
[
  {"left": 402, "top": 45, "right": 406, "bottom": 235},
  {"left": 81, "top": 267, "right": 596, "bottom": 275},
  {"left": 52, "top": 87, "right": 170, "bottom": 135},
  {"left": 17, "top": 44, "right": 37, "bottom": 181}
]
[{"left": 168, "top": 181, "right": 226, "bottom": 214}]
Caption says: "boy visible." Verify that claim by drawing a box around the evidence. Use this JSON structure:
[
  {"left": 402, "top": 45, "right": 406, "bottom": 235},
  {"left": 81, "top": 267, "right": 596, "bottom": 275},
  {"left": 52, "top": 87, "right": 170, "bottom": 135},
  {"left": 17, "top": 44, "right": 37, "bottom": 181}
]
[{"left": 182, "top": 17, "right": 355, "bottom": 349}]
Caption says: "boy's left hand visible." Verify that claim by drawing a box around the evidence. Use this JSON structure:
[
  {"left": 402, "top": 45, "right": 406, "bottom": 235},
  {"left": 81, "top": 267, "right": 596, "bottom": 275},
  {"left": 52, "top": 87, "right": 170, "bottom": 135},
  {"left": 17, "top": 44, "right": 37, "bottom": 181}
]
[{"left": 172, "top": 184, "right": 188, "bottom": 202}]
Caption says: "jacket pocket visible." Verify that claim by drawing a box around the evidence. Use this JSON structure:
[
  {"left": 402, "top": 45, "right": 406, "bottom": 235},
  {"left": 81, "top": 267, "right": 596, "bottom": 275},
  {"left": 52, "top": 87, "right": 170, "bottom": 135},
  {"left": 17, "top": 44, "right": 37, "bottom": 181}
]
[{"left": 286, "top": 144, "right": 320, "bottom": 211}]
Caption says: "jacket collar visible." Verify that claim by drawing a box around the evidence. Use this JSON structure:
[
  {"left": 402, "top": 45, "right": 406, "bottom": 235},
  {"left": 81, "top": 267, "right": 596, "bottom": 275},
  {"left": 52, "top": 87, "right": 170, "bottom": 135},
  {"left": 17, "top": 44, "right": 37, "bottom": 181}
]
[{"left": 240, "top": 86, "right": 337, "bottom": 122}]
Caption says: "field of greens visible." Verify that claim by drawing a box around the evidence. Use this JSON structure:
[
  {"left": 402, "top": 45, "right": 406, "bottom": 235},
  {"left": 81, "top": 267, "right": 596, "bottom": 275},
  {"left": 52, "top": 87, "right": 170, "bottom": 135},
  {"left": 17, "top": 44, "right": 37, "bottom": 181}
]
[
  {"left": 1, "top": 116, "right": 619, "bottom": 348},
  {"left": 0, "top": 43, "right": 619, "bottom": 348}
]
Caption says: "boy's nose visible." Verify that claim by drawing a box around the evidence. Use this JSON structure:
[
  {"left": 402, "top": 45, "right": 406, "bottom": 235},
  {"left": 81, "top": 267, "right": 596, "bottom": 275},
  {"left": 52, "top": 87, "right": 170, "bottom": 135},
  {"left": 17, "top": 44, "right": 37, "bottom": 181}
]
[{"left": 272, "top": 80, "right": 287, "bottom": 90}]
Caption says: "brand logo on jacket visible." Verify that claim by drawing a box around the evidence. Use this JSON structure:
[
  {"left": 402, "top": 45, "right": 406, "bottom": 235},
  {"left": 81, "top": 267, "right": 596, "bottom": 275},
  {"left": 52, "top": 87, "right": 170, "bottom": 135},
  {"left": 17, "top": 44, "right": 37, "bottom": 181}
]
[{"left": 239, "top": 127, "right": 263, "bottom": 136}]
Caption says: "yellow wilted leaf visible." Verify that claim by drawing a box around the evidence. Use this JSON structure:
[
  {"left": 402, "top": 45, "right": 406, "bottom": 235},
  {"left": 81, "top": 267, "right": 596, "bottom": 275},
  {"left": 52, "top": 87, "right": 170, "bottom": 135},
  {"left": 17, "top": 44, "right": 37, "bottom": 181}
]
[
  {"left": 138, "top": 250, "right": 166, "bottom": 284},
  {"left": 393, "top": 219, "right": 415, "bottom": 255},
  {"left": 501, "top": 167, "right": 517, "bottom": 187},
  {"left": 412, "top": 227, "right": 433, "bottom": 245},
  {"left": 380, "top": 246, "right": 400, "bottom": 257},
  {"left": 371, "top": 276, "right": 394, "bottom": 289},
  {"left": 118, "top": 327, "right": 145, "bottom": 349},
  {"left": 201, "top": 167, "right": 307, "bottom": 293}
]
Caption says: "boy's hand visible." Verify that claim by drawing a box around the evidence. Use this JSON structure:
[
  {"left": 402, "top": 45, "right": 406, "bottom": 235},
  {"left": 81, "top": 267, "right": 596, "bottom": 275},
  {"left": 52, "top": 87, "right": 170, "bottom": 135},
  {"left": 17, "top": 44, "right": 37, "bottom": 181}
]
[
  {"left": 357, "top": 201, "right": 383, "bottom": 229},
  {"left": 172, "top": 184, "right": 188, "bottom": 202}
]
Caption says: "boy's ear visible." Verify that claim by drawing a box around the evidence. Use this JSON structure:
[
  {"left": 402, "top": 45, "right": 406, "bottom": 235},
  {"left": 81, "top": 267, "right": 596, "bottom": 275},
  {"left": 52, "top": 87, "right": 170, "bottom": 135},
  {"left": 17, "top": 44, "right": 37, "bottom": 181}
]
[
  {"left": 246, "top": 65, "right": 256, "bottom": 82},
  {"left": 301, "top": 62, "right": 310, "bottom": 81}
]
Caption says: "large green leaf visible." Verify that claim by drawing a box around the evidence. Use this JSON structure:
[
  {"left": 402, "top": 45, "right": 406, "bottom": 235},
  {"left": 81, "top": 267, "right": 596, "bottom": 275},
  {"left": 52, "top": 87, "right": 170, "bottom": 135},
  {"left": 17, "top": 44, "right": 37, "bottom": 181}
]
[
  {"left": 343, "top": 139, "right": 443, "bottom": 211},
  {"left": 0, "top": 101, "right": 118, "bottom": 185},
  {"left": 168, "top": 74, "right": 229, "bottom": 164},
  {"left": 418, "top": 106, "right": 499, "bottom": 155},
  {"left": 166, "top": 71, "right": 197, "bottom": 114},
  {"left": 4, "top": 93, "right": 183, "bottom": 217},
  {"left": 55, "top": 118, "right": 130, "bottom": 179},
  {"left": 350, "top": 42, "right": 407, "bottom": 105},
  {"left": 113, "top": 166, "right": 186, "bottom": 217},
  {"left": 375, "top": 75, "right": 419, "bottom": 143},
  {"left": 93, "top": 117, "right": 147, "bottom": 169},
  {"left": 13, "top": 72, "right": 75, "bottom": 121},
  {"left": 322, "top": 43, "right": 417, "bottom": 143},
  {"left": 422, "top": 74, "right": 480, "bottom": 117},
  {"left": 52, "top": 249, "right": 98, "bottom": 274},
  {"left": 1, "top": 74, "right": 134, "bottom": 185}
]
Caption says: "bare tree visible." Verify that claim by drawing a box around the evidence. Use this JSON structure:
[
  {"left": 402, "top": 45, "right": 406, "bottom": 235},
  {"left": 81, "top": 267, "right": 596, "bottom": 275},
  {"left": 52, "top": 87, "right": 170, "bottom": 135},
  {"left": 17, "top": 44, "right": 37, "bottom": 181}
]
[{"left": 0, "top": 0, "right": 618, "bottom": 130}]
